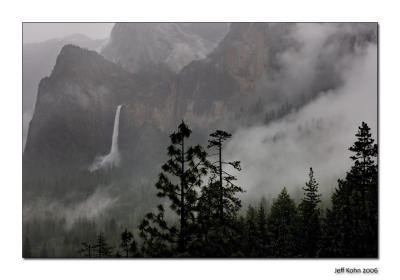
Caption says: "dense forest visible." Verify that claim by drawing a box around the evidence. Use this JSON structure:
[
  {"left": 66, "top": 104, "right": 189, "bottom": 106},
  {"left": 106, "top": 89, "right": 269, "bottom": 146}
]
[{"left": 23, "top": 121, "right": 378, "bottom": 258}]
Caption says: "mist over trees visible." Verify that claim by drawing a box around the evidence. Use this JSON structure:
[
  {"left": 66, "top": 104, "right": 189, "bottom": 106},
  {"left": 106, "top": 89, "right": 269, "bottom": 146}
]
[
  {"left": 23, "top": 121, "right": 377, "bottom": 258},
  {"left": 320, "top": 122, "right": 378, "bottom": 257}
]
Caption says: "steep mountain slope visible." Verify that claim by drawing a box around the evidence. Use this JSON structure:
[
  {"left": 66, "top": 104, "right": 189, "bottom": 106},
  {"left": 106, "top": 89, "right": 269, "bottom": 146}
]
[
  {"left": 175, "top": 23, "right": 377, "bottom": 130},
  {"left": 175, "top": 23, "right": 281, "bottom": 129},
  {"left": 24, "top": 45, "right": 175, "bottom": 177},
  {"left": 101, "top": 23, "right": 227, "bottom": 74},
  {"left": 23, "top": 34, "right": 105, "bottom": 149},
  {"left": 177, "top": 23, "right": 230, "bottom": 43}
]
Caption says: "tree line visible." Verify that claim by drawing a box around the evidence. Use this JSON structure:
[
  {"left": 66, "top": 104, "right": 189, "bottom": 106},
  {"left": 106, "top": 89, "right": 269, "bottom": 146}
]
[{"left": 26, "top": 121, "right": 377, "bottom": 258}]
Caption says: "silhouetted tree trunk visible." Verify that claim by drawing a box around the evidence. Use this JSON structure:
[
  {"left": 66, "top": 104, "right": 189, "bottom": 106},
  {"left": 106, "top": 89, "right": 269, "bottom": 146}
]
[{"left": 139, "top": 121, "right": 208, "bottom": 256}]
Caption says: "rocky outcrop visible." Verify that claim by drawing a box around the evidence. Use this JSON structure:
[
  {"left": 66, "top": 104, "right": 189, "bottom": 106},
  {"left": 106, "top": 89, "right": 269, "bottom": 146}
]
[
  {"left": 101, "top": 23, "right": 227, "bottom": 74},
  {"left": 175, "top": 23, "right": 295, "bottom": 129},
  {"left": 175, "top": 23, "right": 377, "bottom": 129},
  {"left": 25, "top": 45, "right": 164, "bottom": 171},
  {"left": 23, "top": 34, "right": 105, "bottom": 149}
]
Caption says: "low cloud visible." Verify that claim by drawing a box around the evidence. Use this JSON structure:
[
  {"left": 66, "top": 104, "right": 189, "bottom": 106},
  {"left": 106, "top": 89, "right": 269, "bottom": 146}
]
[
  {"left": 23, "top": 186, "right": 119, "bottom": 229},
  {"left": 226, "top": 43, "right": 377, "bottom": 202}
]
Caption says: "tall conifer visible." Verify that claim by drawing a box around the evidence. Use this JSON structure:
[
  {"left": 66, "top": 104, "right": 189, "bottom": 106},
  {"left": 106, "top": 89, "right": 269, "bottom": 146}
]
[
  {"left": 139, "top": 121, "right": 208, "bottom": 256},
  {"left": 298, "top": 168, "right": 322, "bottom": 257}
]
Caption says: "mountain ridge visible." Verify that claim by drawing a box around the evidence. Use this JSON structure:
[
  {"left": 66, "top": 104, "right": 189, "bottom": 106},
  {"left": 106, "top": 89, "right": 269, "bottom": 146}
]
[
  {"left": 23, "top": 23, "right": 378, "bottom": 203},
  {"left": 23, "top": 34, "right": 106, "bottom": 149}
]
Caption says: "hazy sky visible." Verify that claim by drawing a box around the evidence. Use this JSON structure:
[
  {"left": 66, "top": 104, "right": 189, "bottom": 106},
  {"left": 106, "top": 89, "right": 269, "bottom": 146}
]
[{"left": 23, "top": 23, "right": 114, "bottom": 43}]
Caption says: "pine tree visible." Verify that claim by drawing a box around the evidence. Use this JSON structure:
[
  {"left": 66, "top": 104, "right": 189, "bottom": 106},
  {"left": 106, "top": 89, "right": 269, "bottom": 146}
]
[
  {"left": 193, "top": 130, "right": 244, "bottom": 256},
  {"left": 120, "top": 228, "right": 133, "bottom": 257},
  {"left": 256, "top": 197, "right": 269, "bottom": 256},
  {"left": 205, "top": 130, "right": 244, "bottom": 228},
  {"left": 195, "top": 180, "right": 219, "bottom": 255},
  {"left": 243, "top": 205, "right": 259, "bottom": 257},
  {"left": 298, "top": 168, "right": 322, "bottom": 257},
  {"left": 349, "top": 122, "right": 378, "bottom": 183},
  {"left": 321, "top": 122, "right": 378, "bottom": 257},
  {"left": 78, "top": 242, "right": 93, "bottom": 257},
  {"left": 129, "top": 235, "right": 139, "bottom": 257},
  {"left": 349, "top": 122, "right": 378, "bottom": 254},
  {"left": 139, "top": 205, "right": 172, "bottom": 257},
  {"left": 93, "top": 232, "right": 113, "bottom": 258},
  {"left": 320, "top": 181, "right": 351, "bottom": 257},
  {"left": 267, "top": 188, "right": 298, "bottom": 257},
  {"left": 139, "top": 121, "right": 208, "bottom": 256}
]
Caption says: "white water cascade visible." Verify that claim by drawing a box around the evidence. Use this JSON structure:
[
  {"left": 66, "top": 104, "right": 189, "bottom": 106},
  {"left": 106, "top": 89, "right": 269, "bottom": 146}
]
[{"left": 89, "top": 104, "right": 123, "bottom": 172}]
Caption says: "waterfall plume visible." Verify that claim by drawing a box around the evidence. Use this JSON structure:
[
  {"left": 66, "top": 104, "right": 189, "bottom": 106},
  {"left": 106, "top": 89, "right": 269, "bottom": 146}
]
[{"left": 89, "top": 104, "right": 123, "bottom": 172}]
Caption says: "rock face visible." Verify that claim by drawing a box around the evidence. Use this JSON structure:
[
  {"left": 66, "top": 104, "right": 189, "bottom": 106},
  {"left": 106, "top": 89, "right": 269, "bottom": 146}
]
[
  {"left": 23, "top": 23, "right": 377, "bottom": 201},
  {"left": 23, "top": 34, "right": 105, "bottom": 149},
  {"left": 175, "top": 23, "right": 277, "bottom": 128},
  {"left": 25, "top": 45, "right": 132, "bottom": 171},
  {"left": 101, "top": 23, "right": 228, "bottom": 74},
  {"left": 177, "top": 23, "right": 230, "bottom": 43},
  {"left": 176, "top": 23, "right": 377, "bottom": 129},
  {"left": 24, "top": 44, "right": 177, "bottom": 175},
  {"left": 174, "top": 23, "right": 299, "bottom": 130}
]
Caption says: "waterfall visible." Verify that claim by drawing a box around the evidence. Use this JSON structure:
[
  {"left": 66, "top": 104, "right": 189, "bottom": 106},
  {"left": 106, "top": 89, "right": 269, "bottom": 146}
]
[
  {"left": 110, "top": 105, "right": 122, "bottom": 155},
  {"left": 89, "top": 105, "right": 123, "bottom": 172}
]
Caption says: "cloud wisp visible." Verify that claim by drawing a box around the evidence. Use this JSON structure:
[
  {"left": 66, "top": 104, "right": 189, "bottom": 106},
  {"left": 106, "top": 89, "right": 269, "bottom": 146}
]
[{"left": 226, "top": 42, "right": 377, "bottom": 202}]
